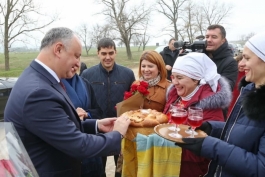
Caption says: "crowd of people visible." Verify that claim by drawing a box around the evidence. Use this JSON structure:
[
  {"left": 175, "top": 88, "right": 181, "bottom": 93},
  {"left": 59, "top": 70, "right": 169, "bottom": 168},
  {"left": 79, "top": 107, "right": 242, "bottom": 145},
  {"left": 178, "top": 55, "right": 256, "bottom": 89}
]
[{"left": 3, "top": 24, "right": 265, "bottom": 177}]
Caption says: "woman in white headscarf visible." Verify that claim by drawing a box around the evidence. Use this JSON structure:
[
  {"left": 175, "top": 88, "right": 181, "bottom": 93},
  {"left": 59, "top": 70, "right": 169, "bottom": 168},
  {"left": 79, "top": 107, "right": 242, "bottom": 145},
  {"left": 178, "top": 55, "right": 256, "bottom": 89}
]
[
  {"left": 163, "top": 52, "right": 232, "bottom": 177},
  {"left": 176, "top": 32, "right": 265, "bottom": 177}
]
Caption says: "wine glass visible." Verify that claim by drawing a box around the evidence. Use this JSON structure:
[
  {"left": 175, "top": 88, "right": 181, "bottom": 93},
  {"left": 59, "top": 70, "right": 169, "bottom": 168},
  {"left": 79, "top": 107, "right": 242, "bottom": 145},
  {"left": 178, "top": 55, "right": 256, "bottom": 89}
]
[
  {"left": 168, "top": 104, "right": 181, "bottom": 131},
  {"left": 187, "top": 107, "right": 203, "bottom": 138},
  {"left": 168, "top": 108, "right": 188, "bottom": 138}
]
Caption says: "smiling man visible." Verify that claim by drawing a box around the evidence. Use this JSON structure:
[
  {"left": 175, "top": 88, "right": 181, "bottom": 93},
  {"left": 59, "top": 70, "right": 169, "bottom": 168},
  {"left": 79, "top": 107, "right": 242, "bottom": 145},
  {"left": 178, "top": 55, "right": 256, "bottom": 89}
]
[
  {"left": 205, "top": 24, "right": 238, "bottom": 91},
  {"left": 81, "top": 38, "right": 135, "bottom": 177},
  {"left": 205, "top": 24, "right": 238, "bottom": 120},
  {"left": 4, "top": 28, "right": 131, "bottom": 177}
]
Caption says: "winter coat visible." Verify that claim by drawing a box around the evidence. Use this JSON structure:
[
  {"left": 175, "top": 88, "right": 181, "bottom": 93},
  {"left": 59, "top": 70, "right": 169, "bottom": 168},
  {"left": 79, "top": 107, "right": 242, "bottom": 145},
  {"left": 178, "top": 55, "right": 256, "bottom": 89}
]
[
  {"left": 202, "top": 82, "right": 265, "bottom": 177},
  {"left": 81, "top": 63, "right": 135, "bottom": 118},
  {"left": 134, "top": 79, "right": 171, "bottom": 112},
  {"left": 160, "top": 46, "right": 179, "bottom": 80},
  {"left": 163, "top": 77, "right": 232, "bottom": 177},
  {"left": 207, "top": 41, "right": 238, "bottom": 91},
  {"left": 227, "top": 71, "right": 245, "bottom": 116}
]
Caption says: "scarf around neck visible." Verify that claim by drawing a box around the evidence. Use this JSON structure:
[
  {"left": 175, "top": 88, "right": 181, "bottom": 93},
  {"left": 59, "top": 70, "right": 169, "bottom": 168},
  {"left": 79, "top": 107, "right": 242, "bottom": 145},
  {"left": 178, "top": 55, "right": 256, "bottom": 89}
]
[
  {"left": 61, "top": 75, "right": 89, "bottom": 109},
  {"left": 139, "top": 74, "right": 161, "bottom": 87}
]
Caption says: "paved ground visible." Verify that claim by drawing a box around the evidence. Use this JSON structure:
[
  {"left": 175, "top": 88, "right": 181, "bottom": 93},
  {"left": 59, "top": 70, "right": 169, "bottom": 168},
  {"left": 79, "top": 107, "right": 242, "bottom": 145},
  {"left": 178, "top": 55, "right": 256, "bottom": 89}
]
[{"left": 106, "top": 156, "right": 116, "bottom": 177}]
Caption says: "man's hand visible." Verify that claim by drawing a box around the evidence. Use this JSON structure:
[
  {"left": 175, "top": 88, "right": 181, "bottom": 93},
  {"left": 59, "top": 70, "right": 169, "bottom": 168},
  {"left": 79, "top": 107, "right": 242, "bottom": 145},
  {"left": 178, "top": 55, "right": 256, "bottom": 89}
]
[
  {"left": 97, "top": 116, "right": 130, "bottom": 135},
  {"left": 175, "top": 137, "right": 205, "bottom": 156},
  {"left": 195, "top": 122, "right": 212, "bottom": 135},
  {"left": 76, "top": 107, "right": 88, "bottom": 121},
  {"left": 97, "top": 118, "right": 117, "bottom": 133},
  {"left": 165, "top": 65, "right": 172, "bottom": 71},
  {"left": 112, "top": 116, "right": 131, "bottom": 137}
]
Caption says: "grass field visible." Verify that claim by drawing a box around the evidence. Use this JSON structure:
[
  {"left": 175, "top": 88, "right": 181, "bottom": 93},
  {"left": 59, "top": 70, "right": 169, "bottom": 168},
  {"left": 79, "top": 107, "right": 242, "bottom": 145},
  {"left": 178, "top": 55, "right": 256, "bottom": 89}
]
[{"left": 0, "top": 46, "right": 157, "bottom": 77}]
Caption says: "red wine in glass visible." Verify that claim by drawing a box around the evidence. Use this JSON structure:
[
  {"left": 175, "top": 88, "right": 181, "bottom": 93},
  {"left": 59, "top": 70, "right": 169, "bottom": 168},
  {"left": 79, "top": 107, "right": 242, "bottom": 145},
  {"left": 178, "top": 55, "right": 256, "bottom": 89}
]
[
  {"left": 185, "top": 107, "right": 203, "bottom": 136},
  {"left": 168, "top": 109, "right": 187, "bottom": 138},
  {"left": 187, "top": 115, "right": 203, "bottom": 138},
  {"left": 188, "top": 116, "right": 203, "bottom": 127},
  {"left": 171, "top": 112, "right": 187, "bottom": 125}
]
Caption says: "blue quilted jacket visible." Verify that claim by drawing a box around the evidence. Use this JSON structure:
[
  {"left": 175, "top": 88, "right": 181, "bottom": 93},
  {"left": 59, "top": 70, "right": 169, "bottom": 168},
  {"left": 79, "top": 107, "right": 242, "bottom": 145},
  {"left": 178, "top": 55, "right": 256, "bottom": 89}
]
[
  {"left": 202, "top": 83, "right": 265, "bottom": 177},
  {"left": 81, "top": 63, "right": 135, "bottom": 118}
]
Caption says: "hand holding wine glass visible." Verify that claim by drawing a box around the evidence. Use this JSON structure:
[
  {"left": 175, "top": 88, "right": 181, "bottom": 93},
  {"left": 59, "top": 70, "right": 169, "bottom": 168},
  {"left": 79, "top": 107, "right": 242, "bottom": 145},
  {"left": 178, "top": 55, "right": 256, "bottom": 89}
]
[
  {"left": 187, "top": 107, "right": 203, "bottom": 138},
  {"left": 168, "top": 107, "right": 188, "bottom": 138}
]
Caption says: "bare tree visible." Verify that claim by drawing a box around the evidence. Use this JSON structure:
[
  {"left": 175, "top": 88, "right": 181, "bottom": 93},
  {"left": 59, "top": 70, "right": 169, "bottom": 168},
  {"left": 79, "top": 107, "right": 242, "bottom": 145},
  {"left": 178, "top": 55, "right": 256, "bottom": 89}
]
[
  {"left": 98, "top": 0, "right": 151, "bottom": 60},
  {"left": 0, "top": 0, "right": 56, "bottom": 71},
  {"left": 156, "top": 0, "right": 188, "bottom": 40},
  {"left": 132, "top": 20, "right": 151, "bottom": 51},
  {"left": 178, "top": 0, "right": 233, "bottom": 39},
  {"left": 180, "top": 0, "right": 198, "bottom": 43},
  {"left": 245, "top": 32, "right": 255, "bottom": 41},
  {"left": 193, "top": 8, "right": 205, "bottom": 36},
  {"left": 76, "top": 24, "right": 93, "bottom": 56},
  {"left": 200, "top": 0, "right": 233, "bottom": 26},
  {"left": 140, "top": 21, "right": 151, "bottom": 51},
  {"left": 91, "top": 23, "right": 116, "bottom": 45}
]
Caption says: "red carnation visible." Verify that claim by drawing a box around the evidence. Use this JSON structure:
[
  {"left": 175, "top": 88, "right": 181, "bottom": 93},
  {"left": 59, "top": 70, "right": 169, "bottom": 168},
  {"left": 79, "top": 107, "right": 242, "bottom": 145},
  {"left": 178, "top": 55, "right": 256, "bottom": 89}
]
[
  {"left": 137, "top": 85, "right": 147, "bottom": 94},
  {"left": 142, "top": 90, "right": 149, "bottom": 96},
  {"left": 130, "top": 84, "right": 138, "bottom": 92},
  {"left": 123, "top": 82, "right": 149, "bottom": 100},
  {"left": 139, "top": 81, "right": 148, "bottom": 89},
  {"left": 124, "top": 91, "right": 133, "bottom": 100}
]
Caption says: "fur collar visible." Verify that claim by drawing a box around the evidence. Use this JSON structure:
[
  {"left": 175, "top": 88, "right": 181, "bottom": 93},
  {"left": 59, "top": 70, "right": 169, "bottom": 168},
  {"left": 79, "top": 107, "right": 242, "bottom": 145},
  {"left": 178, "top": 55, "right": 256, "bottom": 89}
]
[
  {"left": 196, "top": 77, "right": 231, "bottom": 109},
  {"left": 242, "top": 84, "right": 265, "bottom": 121},
  {"left": 166, "top": 77, "right": 231, "bottom": 110}
]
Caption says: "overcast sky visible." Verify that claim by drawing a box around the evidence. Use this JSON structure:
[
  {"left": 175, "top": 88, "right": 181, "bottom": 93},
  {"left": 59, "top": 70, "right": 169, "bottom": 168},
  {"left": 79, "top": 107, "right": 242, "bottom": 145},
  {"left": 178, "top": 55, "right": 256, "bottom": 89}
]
[{"left": 12, "top": 0, "right": 265, "bottom": 48}]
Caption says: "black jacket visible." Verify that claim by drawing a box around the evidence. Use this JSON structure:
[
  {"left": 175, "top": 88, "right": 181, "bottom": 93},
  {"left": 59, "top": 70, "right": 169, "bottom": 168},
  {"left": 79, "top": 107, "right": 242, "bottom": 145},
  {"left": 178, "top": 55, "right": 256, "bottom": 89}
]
[
  {"left": 81, "top": 63, "right": 135, "bottom": 118},
  {"left": 160, "top": 46, "right": 179, "bottom": 80},
  {"left": 207, "top": 41, "right": 238, "bottom": 91}
]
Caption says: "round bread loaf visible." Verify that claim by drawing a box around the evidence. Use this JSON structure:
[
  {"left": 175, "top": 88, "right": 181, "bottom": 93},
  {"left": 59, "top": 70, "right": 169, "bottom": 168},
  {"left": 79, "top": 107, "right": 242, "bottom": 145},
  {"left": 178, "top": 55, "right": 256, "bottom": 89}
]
[{"left": 121, "top": 109, "right": 168, "bottom": 127}]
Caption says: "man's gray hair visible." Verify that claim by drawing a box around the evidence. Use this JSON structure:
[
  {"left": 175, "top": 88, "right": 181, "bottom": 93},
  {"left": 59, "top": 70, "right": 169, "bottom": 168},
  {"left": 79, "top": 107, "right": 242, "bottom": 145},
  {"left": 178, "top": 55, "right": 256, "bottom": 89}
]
[{"left": 40, "top": 27, "right": 74, "bottom": 50}]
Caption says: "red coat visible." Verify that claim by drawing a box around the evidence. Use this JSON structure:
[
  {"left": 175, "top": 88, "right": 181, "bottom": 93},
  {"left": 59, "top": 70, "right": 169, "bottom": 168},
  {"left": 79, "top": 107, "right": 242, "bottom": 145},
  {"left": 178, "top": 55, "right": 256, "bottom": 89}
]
[
  {"left": 163, "top": 77, "right": 231, "bottom": 177},
  {"left": 227, "top": 71, "right": 245, "bottom": 116}
]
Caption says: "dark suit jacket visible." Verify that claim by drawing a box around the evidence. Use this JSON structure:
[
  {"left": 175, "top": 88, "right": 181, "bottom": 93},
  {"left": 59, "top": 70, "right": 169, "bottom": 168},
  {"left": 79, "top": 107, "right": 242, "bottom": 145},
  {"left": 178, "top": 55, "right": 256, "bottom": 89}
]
[{"left": 4, "top": 60, "right": 121, "bottom": 177}]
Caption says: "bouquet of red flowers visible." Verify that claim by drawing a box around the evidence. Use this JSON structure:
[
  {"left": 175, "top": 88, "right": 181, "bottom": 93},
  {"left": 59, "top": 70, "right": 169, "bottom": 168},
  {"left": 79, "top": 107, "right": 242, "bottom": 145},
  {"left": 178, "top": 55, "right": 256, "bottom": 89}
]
[
  {"left": 116, "top": 81, "right": 149, "bottom": 116},
  {"left": 123, "top": 81, "right": 149, "bottom": 100}
]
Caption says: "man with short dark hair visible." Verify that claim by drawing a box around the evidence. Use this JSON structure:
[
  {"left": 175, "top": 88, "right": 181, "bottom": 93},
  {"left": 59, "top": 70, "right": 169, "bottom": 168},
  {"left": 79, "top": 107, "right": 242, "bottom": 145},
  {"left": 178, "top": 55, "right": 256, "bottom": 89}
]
[
  {"left": 205, "top": 24, "right": 238, "bottom": 91},
  {"left": 160, "top": 38, "right": 180, "bottom": 81},
  {"left": 81, "top": 38, "right": 135, "bottom": 177},
  {"left": 4, "top": 27, "right": 131, "bottom": 177},
  {"left": 205, "top": 24, "right": 238, "bottom": 119}
]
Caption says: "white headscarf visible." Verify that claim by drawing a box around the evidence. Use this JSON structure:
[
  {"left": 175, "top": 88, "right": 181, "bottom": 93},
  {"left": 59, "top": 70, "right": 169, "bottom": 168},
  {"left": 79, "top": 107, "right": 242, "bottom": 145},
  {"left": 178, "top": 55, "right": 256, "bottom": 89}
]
[
  {"left": 245, "top": 32, "right": 265, "bottom": 62},
  {"left": 172, "top": 53, "right": 220, "bottom": 92}
]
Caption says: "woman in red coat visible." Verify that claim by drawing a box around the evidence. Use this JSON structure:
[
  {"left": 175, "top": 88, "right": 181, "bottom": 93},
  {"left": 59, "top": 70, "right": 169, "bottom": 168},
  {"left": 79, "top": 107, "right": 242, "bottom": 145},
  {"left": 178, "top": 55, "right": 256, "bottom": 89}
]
[
  {"left": 163, "top": 53, "right": 232, "bottom": 177},
  {"left": 227, "top": 53, "right": 245, "bottom": 116}
]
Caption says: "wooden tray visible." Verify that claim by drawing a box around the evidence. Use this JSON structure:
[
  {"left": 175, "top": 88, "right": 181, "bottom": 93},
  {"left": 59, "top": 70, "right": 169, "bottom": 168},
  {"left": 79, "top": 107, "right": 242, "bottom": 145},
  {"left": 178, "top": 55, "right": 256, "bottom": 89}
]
[{"left": 154, "top": 123, "right": 207, "bottom": 143}]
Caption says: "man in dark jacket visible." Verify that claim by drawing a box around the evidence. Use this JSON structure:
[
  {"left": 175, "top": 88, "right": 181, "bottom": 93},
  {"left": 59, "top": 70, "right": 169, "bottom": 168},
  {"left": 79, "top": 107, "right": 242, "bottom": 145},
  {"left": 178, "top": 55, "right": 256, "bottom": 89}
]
[
  {"left": 205, "top": 24, "right": 238, "bottom": 91},
  {"left": 4, "top": 27, "right": 131, "bottom": 177},
  {"left": 205, "top": 24, "right": 238, "bottom": 119},
  {"left": 160, "top": 38, "right": 179, "bottom": 81},
  {"left": 81, "top": 38, "right": 135, "bottom": 177}
]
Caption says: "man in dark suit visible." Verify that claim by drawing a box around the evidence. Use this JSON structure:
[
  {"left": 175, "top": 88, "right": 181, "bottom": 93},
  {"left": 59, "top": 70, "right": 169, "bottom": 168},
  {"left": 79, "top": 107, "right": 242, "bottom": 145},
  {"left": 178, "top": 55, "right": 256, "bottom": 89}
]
[{"left": 4, "top": 27, "right": 130, "bottom": 177}]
